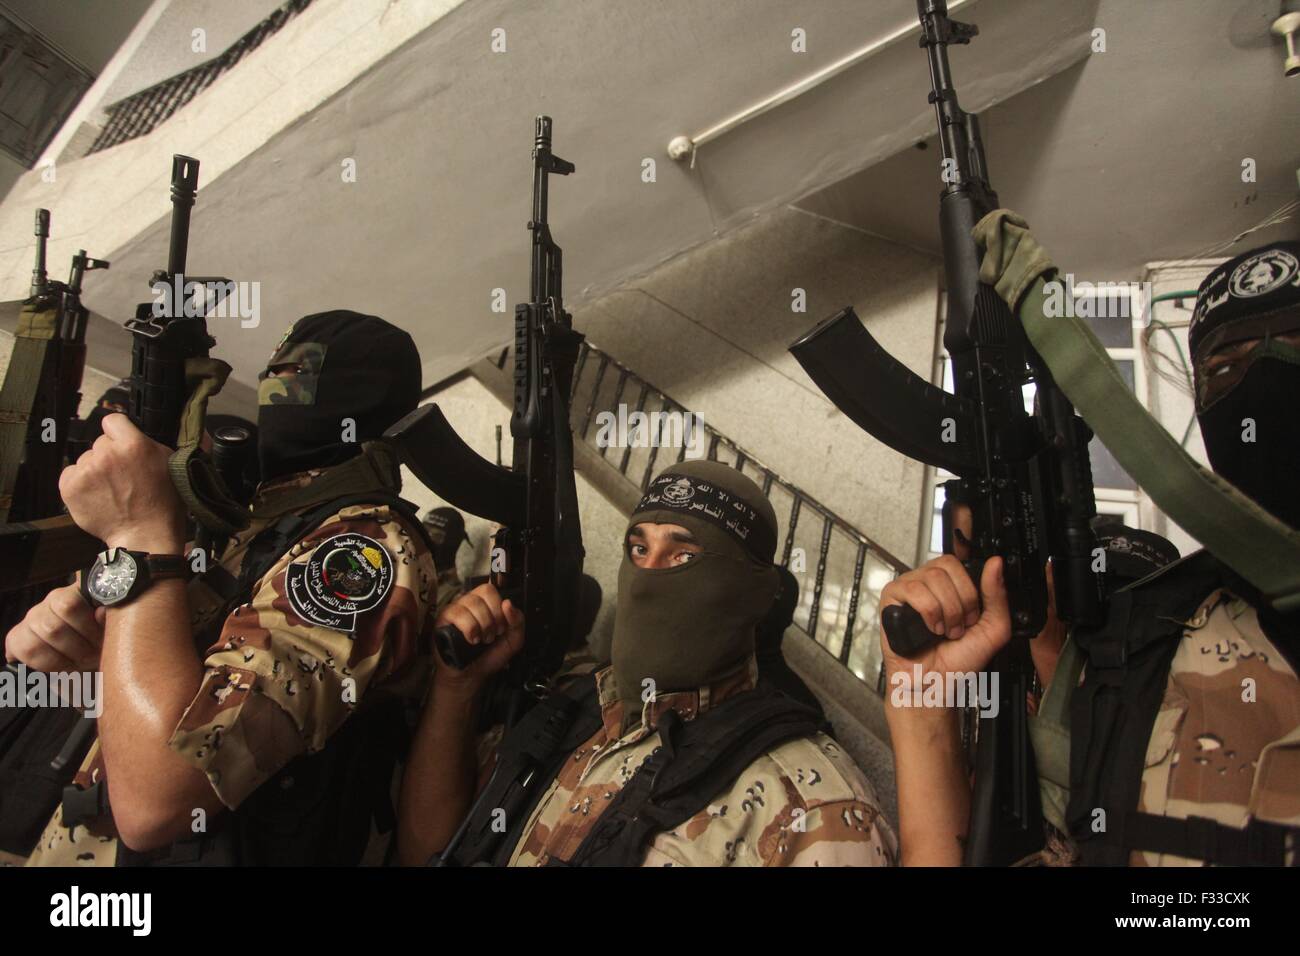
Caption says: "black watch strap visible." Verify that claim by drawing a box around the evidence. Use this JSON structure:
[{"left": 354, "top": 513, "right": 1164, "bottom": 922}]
[{"left": 144, "top": 553, "right": 191, "bottom": 580}]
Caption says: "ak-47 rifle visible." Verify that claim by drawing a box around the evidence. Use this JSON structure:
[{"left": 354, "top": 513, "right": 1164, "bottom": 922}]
[
  {"left": 789, "top": 0, "right": 1102, "bottom": 865},
  {"left": 0, "top": 210, "right": 109, "bottom": 526},
  {"left": 0, "top": 212, "right": 109, "bottom": 632},
  {"left": 385, "top": 116, "right": 585, "bottom": 710},
  {"left": 0, "top": 154, "right": 239, "bottom": 593}
]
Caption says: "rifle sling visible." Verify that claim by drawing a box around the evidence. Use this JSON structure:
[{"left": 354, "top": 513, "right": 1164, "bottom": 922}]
[
  {"left": 1017, "top": 275, "right": 1300, "bottom": 614},
  {"left": 167, "top": 356, "right": 249, "bottom": 537}
]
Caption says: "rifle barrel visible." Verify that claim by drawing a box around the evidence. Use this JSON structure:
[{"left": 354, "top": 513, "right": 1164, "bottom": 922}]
[
  {"left": 167, "top": 156, "right": 200, "bottom": 279},
  {"left": 31, "top": 209, "right": 50, "bottom": 298}
]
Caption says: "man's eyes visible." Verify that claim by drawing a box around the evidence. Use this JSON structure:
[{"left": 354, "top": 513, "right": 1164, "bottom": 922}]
[
  {"left": 674, "top": 551, "right": 697, "bottom": 564},
  {"left": 629, "top": 542, "right": 648, "bottom": 556}
]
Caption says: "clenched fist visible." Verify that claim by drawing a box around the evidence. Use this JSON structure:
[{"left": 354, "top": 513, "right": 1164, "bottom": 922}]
[
  {"left": 432, "top": 582, "right": 525, "bottom": 689},
  {"left": 879, "top": 554, "right": 1012, "bottom": 681},
  {"left": 58, "top": 413, "right": 186, "bottom": 552}
]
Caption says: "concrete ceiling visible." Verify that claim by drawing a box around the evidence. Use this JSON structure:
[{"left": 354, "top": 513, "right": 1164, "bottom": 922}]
[
  {"left": 796, "top": 0, "right": 1300, "bottom": 280},
  {"left": 64, "top": 0, "right": 1096, "bottom": 391}
]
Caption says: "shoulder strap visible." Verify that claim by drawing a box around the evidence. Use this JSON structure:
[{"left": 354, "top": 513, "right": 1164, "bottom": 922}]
[
  {"left": 1016, "top": 274, "right": 1300, "bottom": 613},
  {"left": 1095, "top": 812, "right": 1296, "bottom": 866},
  {"left": 1066, "top": 550, "right": 1228, "bottom": 865},
  {"left": 559, "top": 688, "right": 825, "bottom": 867},
  {"left": 1028, "top": 634, "right": 1085, "bottom": 834},
  {"left": 445, "top": 675, "right": 604, "bottom": 867}
]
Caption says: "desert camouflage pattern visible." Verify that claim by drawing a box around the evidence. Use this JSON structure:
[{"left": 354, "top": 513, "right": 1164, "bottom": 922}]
[
  {"left": 26, "top": 464, "right": 436, "bottom": 866},
  {"left": 23, "top": 743, "right": 117, "bottom": 866},
  {"left": 257, "top": 341, "right": 327, "bottom": 406},
  {"left": 1133, "top": 587, "right": 1300, "bottom": 866},
  {"left": 497, "top": 658, "right": 897, "bottom": 867}
]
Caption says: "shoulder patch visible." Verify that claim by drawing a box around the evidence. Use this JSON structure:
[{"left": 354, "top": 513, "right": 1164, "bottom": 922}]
[{"left": 285, "top": 531, "right": 394, "bottom": 634}]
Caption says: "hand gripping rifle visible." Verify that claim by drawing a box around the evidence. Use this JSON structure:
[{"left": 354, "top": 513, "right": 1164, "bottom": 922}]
[
  {"left": 0, "top": 154, "right": 244, "bottom": 592},
  {"left": 385, "top": 116, "right": 585, "bottom": 712},
  {"left": 789, "top": 0, "right": 1102, "bottom": 865}
]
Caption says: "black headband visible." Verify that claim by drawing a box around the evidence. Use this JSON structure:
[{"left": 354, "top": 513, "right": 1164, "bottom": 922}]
[
  {"left": 1189, "top": 241, "right": 1300, "bottom": 360},
  {"left": 633, "top": 471, "right": 777, "bottom": 563}
]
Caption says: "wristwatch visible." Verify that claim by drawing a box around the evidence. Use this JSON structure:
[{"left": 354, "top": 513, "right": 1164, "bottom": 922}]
[{"left": 80, "top": 548, "right": 191, "bottom": 608}]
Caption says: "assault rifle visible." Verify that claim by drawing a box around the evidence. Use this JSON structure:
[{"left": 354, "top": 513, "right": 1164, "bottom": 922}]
[
  {"left": 0, "top": 154, "right": 240, "bottom": 592},
  {"left": 385, "top": 116, "right": 585, "bottom": 710},
  {"left": 0, "top": 212, "right": 108, "bottom": 631},
  {"left": 0, "top": 210, "right": 108, "bottom": 526},
  {"left": 789, "top": 0, "right": 1102, "bottom": 865}
]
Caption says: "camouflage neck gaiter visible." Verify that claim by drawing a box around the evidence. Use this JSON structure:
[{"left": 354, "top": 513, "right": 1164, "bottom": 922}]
[
  {"left": 257, "top": 310, "right": 421, "bottom": 481},
  {"left": 611, "top": 460, "right": 780, "bottom": 714}
]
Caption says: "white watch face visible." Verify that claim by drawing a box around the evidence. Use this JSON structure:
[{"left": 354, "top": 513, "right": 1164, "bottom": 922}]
[{"left": 88, "top": 550, "right": 138, "bottom": 606}]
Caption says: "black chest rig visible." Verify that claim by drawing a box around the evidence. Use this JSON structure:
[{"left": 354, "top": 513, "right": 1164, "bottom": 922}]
[
  {"left": 442, "top": 675, "right": 826, "bottom": 867},
  {"left": 1066, "top": 551, "right": 1297, "bottom": 866}
]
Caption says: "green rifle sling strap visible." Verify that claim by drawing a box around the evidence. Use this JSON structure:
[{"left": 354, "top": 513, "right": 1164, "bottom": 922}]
[
  {"left": 1027, "top": 635, "right": 1085, "bottom": 833},
  {"left": 0, "top": 303, "right": 61, "bottom": 522},
  {"left": 166, "top": 356, "right": 249, "bottom": 537},
  {"left": 1017, "top": 275, "right": 1300, "bottom": 614}
]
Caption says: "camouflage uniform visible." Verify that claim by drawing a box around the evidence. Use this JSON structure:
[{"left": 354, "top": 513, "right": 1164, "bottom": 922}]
[
  {"left": 1035, "top": 577, "right": 1299, "bottom": 867},
  {"left": 493, "top": 658, "right": 897, "bottom": 867},
  {"left": 1132, "top": 587, "right": 1299, "bottom": 866},
  {"left": 25, "top": 455, "right": 436, "bottom": 866}
]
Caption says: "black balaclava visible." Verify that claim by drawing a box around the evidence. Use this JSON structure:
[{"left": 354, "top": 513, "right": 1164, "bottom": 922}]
[
  {"left": 1189, "top": 241, "right": 1300, "bottom": 530},
  {"left": 422, "top": 506, "right": 469, "bottom": 571},
  {"left": 756, "top": 565, "right": 800, "bottom": 659},
  {"left": 256, "top": 311, "right": 421, "bottom": 482},
  {"left": 754, "top": 564, "right": 824, "bottom": 714},
  {"left": 612, "top": 459, "right": 780, "bottom": 711}
]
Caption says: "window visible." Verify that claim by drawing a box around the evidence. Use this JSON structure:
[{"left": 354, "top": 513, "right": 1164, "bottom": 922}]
[{"left": 0, "top": 13, "right": 92, "bottom": 167}]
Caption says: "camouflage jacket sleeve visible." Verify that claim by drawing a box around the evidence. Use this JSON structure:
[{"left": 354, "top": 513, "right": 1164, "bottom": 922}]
[
  {"left": 644, "top": 731, "right": 898, "bottom": 867},
  {"left": 167, "top": 503, "right": 435, "bottom": 809}
]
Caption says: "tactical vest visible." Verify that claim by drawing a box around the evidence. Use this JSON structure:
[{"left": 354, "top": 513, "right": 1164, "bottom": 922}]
[
  {"left": 90, "top": 482, "right": 433, "bottom": 867},
  {"left": 444, "top": 675, "right": 826, "bottom": 867},
  {"left": 1064, "top": 550, "right": 1298, "bottom": 866}
]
